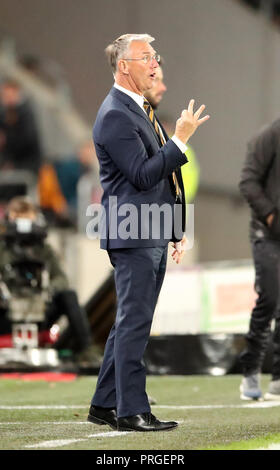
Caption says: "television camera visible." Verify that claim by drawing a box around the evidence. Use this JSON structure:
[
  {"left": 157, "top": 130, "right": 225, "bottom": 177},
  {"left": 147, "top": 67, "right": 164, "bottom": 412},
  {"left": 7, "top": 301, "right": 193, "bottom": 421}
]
[{"left": 0, "top": 217, "right": 60, "bottom": 369}]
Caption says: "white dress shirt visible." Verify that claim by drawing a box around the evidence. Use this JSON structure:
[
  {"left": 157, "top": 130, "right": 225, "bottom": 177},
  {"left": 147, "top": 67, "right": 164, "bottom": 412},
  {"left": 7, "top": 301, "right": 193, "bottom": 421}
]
[{"left": 113, "top": 83, "right": 188, "bottom": 154}]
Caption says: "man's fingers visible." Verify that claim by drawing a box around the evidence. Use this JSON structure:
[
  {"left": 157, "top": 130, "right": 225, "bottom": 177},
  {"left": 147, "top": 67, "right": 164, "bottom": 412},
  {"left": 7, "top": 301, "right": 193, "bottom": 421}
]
[
  {"left": 175, "top": 252, "right": 184, "bottom": 264},
  {"left": 188, "top": 99, "right": 195, "bottom": 114},
  {"left": 197, "top": 115, "right": 210, "bottom": 126},
  {"left": 194, "top": 104, "right": 206, "bottom": 119},
  {"left": 182, "top": 102, "right": 209, "bottom": 125},
  {"left": 181, "top": 110, "right": 187, "bottom": 118},
  {"left": 175, "top": 242, "right": 182, "bottom": 253},
  {"left": 172, "top": 248, "right": 186, "bottom": 264}
]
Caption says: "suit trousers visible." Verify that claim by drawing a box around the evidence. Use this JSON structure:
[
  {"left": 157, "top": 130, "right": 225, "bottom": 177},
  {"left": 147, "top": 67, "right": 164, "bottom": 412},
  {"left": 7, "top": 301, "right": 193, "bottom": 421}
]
[
  {"left": 240, "top": 238, "right": 280, "bottom": 379},
  {"left": 91, "top": 245, "right": 168, "bottom": 417}
]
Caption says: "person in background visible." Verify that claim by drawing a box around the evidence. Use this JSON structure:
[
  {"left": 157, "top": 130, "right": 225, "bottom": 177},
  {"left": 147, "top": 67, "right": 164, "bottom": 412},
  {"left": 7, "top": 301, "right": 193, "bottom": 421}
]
[
  {"left": 38, "top": 140, "right": 98, "bottom": 228},
  {"left": 54, "top": 140, "right": 97, "bottom": 213},
  {"left": 239, "top": 117, "right": 280, "bottom": 400},
  {"left": 144, "top": 64, "right": 200, "bottom": 205},
  {"left": 143, "top": 61, "right": 167, "bottom": 110},
  {"left": 0, "top": 196, "right": 100, "bottom": 366},
  {"left": 0, "top": 78, "right": 41, "bottom": 175},
  {"left": 37, "top": 160, "right": 69, "bottom": 226}
]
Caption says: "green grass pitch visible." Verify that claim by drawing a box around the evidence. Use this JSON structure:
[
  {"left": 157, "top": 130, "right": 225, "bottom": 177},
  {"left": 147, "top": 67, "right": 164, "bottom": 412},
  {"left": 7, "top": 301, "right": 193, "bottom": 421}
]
[{"left": 1, "top": 374, "right": 280, "bottom": 450}]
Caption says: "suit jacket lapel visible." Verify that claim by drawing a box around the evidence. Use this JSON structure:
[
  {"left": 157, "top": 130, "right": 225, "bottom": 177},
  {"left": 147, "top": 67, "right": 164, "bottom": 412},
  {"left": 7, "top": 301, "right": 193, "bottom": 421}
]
[
  {"left": 128, "top": 101, "right": 163, "bottom": 146},
  {"left": 109, "top": 87, "right": 185, "bottom": 202},
  {"left": 110, "top": 87, "right": 162, "bottom": 147},
  {"left": 156, "top": 115, "right": 184, "bottom": 198},
  {"left": 156, "top": 116, "right": 170, "bottom": 143}
]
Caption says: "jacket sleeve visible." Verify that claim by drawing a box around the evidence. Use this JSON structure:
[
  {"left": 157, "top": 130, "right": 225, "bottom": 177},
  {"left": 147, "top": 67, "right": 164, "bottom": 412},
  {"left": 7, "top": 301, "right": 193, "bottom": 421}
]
[
  {"left": 96, "top": 110, "right": 187, "bottom": 191},
  {"left": 239, "top": 122, "right": 277, "bottom": 221}
]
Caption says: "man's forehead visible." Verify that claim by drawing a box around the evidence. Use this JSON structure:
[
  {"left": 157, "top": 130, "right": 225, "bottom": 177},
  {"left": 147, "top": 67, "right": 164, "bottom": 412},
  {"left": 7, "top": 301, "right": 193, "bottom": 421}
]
[{"left": 130, "top": 41, "right": 156, "bottom": 55}]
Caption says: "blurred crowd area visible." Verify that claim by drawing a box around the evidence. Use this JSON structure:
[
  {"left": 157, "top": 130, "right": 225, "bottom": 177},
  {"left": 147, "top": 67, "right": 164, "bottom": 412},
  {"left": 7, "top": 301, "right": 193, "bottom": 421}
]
[
  {"left": 0, "top": 43, "right": 106, "bottom": 367},
  {"left": 0, "top": 42, "right": 102, "bottom": 234}
]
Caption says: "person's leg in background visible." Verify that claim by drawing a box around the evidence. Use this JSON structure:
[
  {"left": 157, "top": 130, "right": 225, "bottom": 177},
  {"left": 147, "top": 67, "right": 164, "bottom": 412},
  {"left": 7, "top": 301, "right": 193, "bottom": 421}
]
[
  {"left": 0, "top": 311, "right": 12, "bottom": 337},
  {"left": 50, "top": 290, "right": 91, "bottom": 351},
  {"left": 44, "top": 289, "right": 102, "bottom": 366},
  {"left": 240, "top": 239, "right": 280, "bottom": 399},
  {"left": 264, "top": 245, "right": 280, "bottom": 399}
]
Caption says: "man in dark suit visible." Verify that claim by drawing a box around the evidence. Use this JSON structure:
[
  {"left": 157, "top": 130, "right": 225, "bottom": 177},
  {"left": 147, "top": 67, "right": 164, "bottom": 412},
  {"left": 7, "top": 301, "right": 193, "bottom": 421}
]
[{"left": 87, "top": 34, "right": 209, "bottom": 432}]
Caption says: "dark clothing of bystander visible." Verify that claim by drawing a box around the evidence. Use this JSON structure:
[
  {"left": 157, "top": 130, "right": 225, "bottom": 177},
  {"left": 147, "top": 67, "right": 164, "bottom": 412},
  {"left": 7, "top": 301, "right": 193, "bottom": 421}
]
[
  {"left": 239, "top": 117, "right": 280, "bottom": 378},
  {"left": 0, "top": 100, "right": 41, "bottom": 175}
]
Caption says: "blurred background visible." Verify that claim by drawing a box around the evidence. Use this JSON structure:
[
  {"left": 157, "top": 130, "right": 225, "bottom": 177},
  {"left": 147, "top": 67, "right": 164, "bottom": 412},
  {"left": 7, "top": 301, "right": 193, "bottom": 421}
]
[{"left": 0, "top": 0, "right": 279, "bottom": 375}]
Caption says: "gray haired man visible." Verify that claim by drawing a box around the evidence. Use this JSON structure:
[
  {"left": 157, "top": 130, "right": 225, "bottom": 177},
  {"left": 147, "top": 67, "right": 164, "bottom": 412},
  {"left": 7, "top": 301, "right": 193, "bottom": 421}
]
[{"left": 87, "top": 33, "right": 209, "bottom": 431}]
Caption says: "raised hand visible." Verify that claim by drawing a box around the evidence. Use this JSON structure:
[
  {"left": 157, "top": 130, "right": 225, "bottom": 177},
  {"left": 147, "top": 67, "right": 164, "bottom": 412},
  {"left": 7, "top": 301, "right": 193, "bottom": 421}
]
[{"left": 175, "top": 99, "right": 210, "bottom": 144}]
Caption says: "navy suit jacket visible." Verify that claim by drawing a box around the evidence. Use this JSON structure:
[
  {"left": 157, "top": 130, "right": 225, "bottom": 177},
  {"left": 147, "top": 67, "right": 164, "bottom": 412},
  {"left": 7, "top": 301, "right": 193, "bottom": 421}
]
[{"left": 93, "top": 86, "right": 188, "bottom": 249}]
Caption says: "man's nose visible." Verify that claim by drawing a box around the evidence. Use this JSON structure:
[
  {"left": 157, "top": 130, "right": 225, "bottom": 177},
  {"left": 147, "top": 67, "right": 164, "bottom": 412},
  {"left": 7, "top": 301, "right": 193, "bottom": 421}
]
[{"left": 151, "top": 58, "right": 159, "bottom": 68}]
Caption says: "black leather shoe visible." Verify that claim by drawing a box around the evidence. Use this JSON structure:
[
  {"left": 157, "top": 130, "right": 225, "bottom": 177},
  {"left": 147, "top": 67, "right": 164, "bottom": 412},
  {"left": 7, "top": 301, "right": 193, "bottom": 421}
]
[
  {"left": 117, "top": 412, "right": 178, "bottom": 432},
  {"left": 87, "top": 406, "right": 117, "bottom": 430}
]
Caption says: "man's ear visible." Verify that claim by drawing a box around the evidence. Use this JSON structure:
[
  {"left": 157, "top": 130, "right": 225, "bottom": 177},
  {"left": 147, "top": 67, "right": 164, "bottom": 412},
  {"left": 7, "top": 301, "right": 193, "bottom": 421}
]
[{"left": 118, "top": 59, "right": 129, "bottom": 75}]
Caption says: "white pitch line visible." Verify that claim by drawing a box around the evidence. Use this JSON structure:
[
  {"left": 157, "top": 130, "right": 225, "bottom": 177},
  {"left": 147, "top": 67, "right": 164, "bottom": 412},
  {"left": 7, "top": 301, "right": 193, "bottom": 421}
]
[
  {"left": 1, "top": 419, "right": 188, "bottom": 426},
  {"left": 1, "top": 402, "right": 280, "bottom": 411},
  {"left": 154, "top": 402, "right": 280, "bottom": 409},
  {"left": 25, "top": 431, "right": 130, "bottom": 449},
  {"left": 0, "top": 421, "right": 92, "bottom": 425},
  {"left": 26, "top": 438, "right": 86, "bottom": 448},
  {"left": 0, "top": 405, "right": 86, "bottom": 410}
]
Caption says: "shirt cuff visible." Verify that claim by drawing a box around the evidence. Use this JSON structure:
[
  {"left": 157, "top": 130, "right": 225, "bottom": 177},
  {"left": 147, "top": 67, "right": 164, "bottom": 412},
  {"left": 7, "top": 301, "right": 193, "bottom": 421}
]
[{"left": 171, "top": 135, "right": 188, "bottom": 154}]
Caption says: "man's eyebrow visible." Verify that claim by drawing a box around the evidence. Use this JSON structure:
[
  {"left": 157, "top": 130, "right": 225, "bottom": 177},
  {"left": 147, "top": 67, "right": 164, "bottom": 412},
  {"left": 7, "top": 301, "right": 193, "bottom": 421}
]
[{"left": 141, "top": 50, "right": 156, "bottom": 56}]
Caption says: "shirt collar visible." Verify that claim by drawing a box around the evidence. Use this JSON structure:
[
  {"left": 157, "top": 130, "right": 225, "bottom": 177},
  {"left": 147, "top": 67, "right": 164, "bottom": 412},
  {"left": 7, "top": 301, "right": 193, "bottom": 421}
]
[{"left": 114, "top": 83, "right": 145, "bottom": 110}]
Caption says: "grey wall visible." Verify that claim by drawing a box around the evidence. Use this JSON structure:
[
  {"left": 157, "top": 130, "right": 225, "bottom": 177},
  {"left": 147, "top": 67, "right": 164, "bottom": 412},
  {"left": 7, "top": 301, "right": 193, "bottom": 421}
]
[
  {"left": 2, "top": 0, "right": 280, "bottom": 189},
  {"left": 195, "top": 192, "right": 251, "bottom": 261},
  {"left": 0, "top": 0, "right": 279, "bottom": 261},
  {"left": 0, "top": 0, "right": 132, "bottom": 121}
]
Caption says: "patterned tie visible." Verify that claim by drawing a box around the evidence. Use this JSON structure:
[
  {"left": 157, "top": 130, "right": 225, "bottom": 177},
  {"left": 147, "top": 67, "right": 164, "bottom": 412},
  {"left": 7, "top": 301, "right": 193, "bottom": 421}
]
[{"left": 143, "top": 99, "right": 182, "bottom": 200}]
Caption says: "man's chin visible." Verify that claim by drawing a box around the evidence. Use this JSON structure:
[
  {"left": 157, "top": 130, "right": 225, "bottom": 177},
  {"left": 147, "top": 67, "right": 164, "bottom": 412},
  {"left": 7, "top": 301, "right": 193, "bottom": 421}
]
[{"left": 147, "top": 76, "right": 157, "bottom": 88}]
